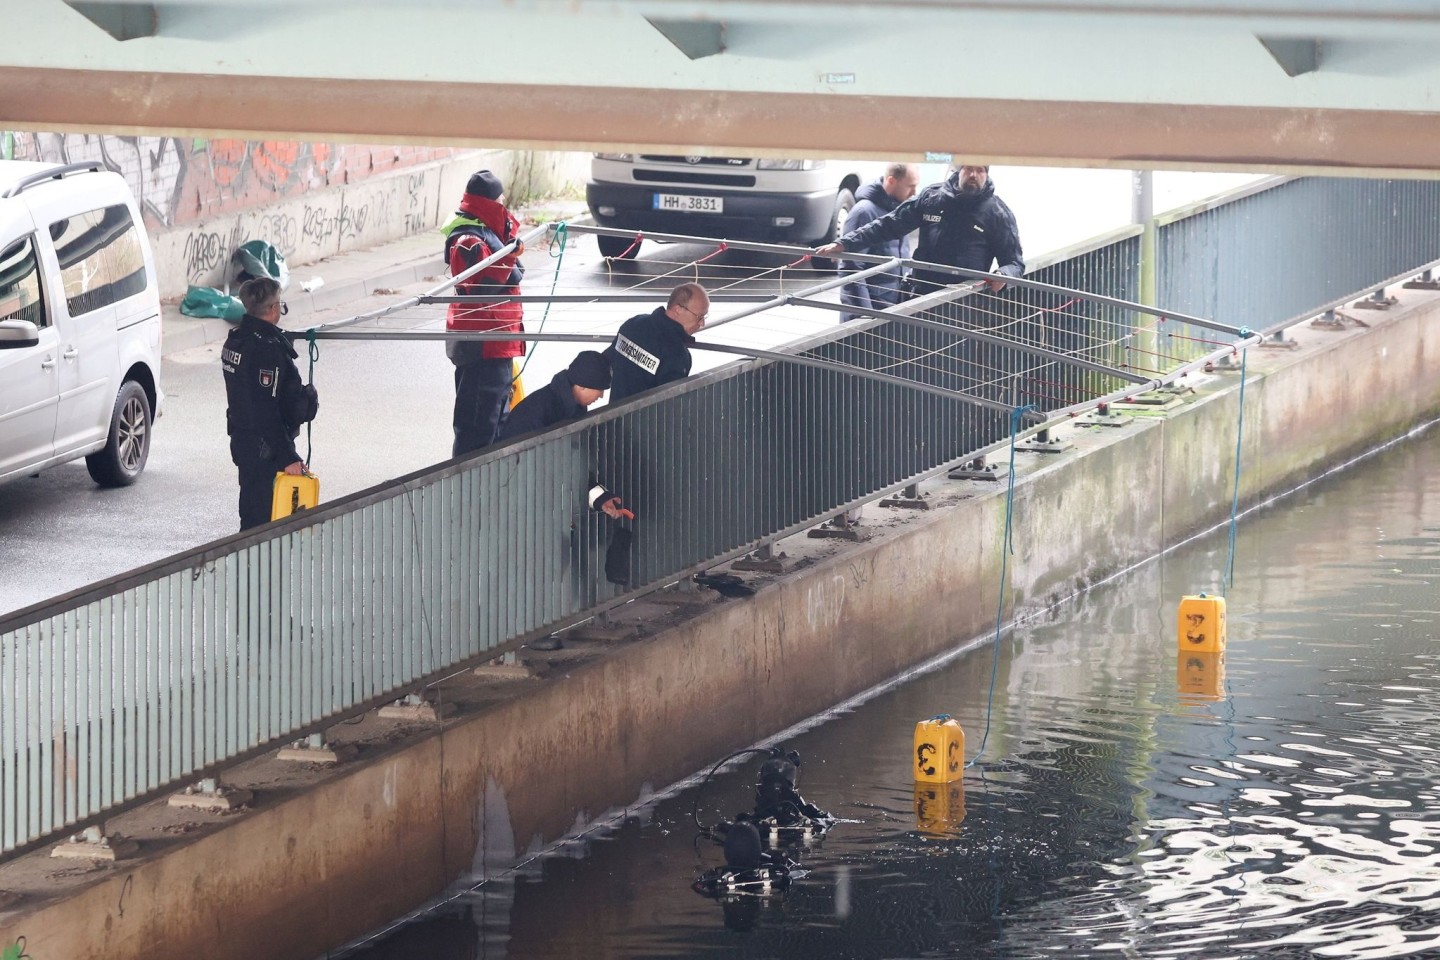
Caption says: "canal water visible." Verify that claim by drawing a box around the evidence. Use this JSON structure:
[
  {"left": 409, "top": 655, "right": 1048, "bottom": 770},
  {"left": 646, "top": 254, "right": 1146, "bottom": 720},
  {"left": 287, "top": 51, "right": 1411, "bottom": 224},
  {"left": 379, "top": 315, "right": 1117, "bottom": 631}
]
[{"left": 330, "top": 424, "right": 1440, "bottom": 960}]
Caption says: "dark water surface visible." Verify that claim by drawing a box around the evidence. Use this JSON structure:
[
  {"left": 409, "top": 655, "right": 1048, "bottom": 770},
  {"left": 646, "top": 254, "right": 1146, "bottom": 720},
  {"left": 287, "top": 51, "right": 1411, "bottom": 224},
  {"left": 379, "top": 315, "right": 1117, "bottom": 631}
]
[{"left": 331, "top": 426, "right": 1440, "bottom": 960}]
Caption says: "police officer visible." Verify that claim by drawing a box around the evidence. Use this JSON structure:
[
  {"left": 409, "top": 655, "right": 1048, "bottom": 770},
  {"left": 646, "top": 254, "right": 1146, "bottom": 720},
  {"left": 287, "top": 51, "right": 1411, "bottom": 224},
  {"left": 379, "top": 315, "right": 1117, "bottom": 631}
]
[
  {"left": 817, "top": 163, "right": 1024, "bottom": 295},
  {"left": 495, "top": 350, "right": 612, "bottom": 443},
  {"left": 222, "top": 277, "right": 318, "bottom": 531},
  {"left": 605, "top": 282, "right": 709, "bottom": 403}
]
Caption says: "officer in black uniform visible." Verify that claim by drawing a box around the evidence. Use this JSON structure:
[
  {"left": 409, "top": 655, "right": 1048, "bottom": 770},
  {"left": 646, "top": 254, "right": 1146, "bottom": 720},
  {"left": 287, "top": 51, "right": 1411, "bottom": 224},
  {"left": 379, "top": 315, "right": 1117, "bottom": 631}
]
[
  {"left": 222, "top": 277, "right": 319, "bottom": 531},
  {"left": 605, "top": 282, "right": 709, "bottom": 403},
  {"left": 816, "top": 163, "right": 1024, "bottom": 295},
  {"left": 495, "top": 350, "right": 612, "bottom": 443}
]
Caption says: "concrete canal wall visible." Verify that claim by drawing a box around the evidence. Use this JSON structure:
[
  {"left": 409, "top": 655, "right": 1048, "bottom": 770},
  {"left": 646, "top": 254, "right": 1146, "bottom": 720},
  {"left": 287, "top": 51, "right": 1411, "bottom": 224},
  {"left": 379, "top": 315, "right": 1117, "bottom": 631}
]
[{"left": 3, "top": 288, "right": 1438, "bottom": 960}]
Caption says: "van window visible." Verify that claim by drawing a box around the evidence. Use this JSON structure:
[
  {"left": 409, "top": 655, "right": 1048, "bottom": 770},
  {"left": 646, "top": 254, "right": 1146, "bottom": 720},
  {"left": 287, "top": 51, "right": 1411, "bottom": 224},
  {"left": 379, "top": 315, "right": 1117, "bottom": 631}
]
[
  {"left": 48, "top": 204, "right": 148, "bottom": 317},
  {"left": 0, "top": 235, "right": 46, "bottom": 328}
]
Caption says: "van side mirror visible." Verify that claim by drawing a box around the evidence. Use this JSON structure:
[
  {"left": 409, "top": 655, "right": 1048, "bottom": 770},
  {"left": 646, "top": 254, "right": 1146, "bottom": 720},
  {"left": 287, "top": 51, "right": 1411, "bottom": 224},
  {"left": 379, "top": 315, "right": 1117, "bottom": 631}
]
[{"left": 0, "top": 318, "right": 40, "bottom": 349}]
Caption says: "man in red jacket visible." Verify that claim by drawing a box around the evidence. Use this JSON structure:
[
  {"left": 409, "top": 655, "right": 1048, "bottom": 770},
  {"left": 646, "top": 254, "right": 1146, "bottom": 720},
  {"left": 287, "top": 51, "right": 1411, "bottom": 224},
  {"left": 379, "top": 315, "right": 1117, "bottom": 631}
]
[{"left": 441, "top": 170, "right": 526, "bottom": 456}]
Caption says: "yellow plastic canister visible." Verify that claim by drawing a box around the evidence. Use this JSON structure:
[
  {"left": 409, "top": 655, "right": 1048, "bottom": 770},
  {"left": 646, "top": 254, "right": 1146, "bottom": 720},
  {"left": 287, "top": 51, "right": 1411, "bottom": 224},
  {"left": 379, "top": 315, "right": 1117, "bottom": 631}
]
[
  {"left": 913, "top": 715, "right": 965, "bottom": 784},
  {"left": 272, "top": 471, "right": 321, "bottom": 521},
  {"left": 1177, "top": 594, "right": 1227, "bottom": 653}
]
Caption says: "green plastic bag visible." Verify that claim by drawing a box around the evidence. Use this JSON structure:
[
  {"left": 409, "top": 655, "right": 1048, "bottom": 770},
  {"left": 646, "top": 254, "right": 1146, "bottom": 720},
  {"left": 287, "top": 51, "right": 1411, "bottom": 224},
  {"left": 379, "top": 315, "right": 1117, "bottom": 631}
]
[
  {"left": 231, "top": 239, "right": 290, "bottom": 291},
  {"left": 180, "top": 285, "right": 245, "bottom": 322}
]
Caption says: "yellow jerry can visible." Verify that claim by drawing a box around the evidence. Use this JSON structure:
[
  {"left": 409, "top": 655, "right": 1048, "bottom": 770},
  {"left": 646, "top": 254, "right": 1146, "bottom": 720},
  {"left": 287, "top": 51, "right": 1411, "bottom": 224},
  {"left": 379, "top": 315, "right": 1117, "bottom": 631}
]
[
  {"left": 509, "top": 358, "right": 527, "bottom": 408},
  {"left": 914, "top": 781, "right": 967, "bottom": 834},
  {"left": 913, "top": 715, "right": 965, "bottom": 784},
  {"left": 1178, "top": 594, "right": 1227, "bottom": 652},
  {"left": 272, "top": 471, "right": 321, "bottom": 521}
]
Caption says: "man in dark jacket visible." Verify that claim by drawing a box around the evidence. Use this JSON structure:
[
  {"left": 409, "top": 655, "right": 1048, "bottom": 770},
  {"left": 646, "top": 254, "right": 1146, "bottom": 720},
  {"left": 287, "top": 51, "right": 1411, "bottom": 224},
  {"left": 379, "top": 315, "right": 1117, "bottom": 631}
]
[
  {"left": 222, "top": 277, "right": 319, "bottom": 531},
  {"left": 818, "top": 164, "right": 1024, "bottom": 296},
  {"left": 496, "top": 350, "right": 611, "bottom": 443},
  {"left": 442, "top": 170, "right": 526, "bottom": 457},
  {"left": 605, "top": 282, "right": 709, "bottom": 403},
  {"left": 839, "top": 163, "right": 919, "bottom": 321}
]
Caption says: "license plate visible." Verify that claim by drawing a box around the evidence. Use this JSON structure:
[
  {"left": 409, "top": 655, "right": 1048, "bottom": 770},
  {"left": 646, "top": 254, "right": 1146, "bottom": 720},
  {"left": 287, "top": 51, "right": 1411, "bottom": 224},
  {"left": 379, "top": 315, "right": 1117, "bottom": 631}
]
[{"left": 653, "top": 193, "right": 724, "bottom": 213}]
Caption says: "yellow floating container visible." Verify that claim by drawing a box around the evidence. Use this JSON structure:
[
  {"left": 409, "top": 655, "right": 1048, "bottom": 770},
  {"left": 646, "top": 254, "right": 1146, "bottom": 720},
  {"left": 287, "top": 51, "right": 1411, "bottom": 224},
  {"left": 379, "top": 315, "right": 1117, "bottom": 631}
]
[
  {"left": 1178, "top": 594, "right": 1226, "bottom": 653},
  {"left": 914, "top": 715, "right": 964, "bottom": 783},
  {"left": 1177, "top": 650, "right": 1227, "bottom": 702},
  {"left": 272, "top": 471, "right": 321, "bottom": 521},
  {"left": 914, "top": 781, "right": 967, "bottom": 834}
]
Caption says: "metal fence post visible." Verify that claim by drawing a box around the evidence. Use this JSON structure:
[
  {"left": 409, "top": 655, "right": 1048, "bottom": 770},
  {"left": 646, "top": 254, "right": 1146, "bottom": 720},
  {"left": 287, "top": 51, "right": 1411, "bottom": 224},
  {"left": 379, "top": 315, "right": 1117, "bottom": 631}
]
[
  {"left": 1133, "top": 170, "right": 1159, "bottom": 366},
  {"left": 1351, "top": 286, "right": 1399, "bottom": 311},
  {"left": 733, "top": 542, "right": 788, "bottom": 573},
  {"left": 879, "top": 482, "right": 931, "bottom": 511},
  {"left": 1016, "top": 426, "right": 1073, "bottom": 455},
  {"left": 1404, "top": 268, "right": 1440, "bottom": 291}
]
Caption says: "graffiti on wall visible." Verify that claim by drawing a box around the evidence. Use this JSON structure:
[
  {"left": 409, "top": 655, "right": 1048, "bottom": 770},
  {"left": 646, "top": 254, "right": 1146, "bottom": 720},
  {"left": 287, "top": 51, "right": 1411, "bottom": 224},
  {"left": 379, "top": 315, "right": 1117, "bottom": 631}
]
[
  {"left": 18, "top": 132, "right": 189, "bottom": 228},
  {"left": 169, "top": 170, "right": 435, "bottom": 286},
  {"left": 12, "top": 133, "right": 455, "bottom": 232},
  {"left": 15, "top": 133, "right": 458, "bottom": 292}
]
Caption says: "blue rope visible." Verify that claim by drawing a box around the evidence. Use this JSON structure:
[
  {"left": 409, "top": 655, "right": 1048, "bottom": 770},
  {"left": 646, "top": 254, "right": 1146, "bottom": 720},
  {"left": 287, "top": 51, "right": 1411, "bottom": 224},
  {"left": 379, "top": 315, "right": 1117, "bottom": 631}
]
[
  {"left": 967, "top": 403, "right": 1037, "bottom": 768},
  {"left": 513, "top": 221, "right": 568, "bottom": 385},
  {"left": 1222, "top": 345, "right": 1249, "bottom": 594}
]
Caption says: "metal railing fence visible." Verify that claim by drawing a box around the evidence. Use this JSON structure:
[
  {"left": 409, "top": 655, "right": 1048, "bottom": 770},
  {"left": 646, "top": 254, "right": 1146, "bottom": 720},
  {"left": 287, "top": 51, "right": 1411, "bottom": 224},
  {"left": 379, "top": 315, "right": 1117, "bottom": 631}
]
[
  {"left": 3, "top": 174, "right": 1435, "bottom": 860},
  {"left": 1156, "top": 177, "right": 1440, "bottom": 357}
]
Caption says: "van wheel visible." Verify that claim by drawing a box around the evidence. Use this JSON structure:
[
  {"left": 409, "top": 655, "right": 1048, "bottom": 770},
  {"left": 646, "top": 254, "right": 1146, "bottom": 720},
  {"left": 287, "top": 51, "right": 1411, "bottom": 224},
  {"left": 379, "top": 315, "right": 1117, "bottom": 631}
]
[
  {"left": 811, "top": 187, "right": 856, "bottom": 270},
  {"left": 597, "top": 234, "right": 640, "bottom": 259},
  {"left": 86, "top": 380, "right": 151, "bottom": 487}
]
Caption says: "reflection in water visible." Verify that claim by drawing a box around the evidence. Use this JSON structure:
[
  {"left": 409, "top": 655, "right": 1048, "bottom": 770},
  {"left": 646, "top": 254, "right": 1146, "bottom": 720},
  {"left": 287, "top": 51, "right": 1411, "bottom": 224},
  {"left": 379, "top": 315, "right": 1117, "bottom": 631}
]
[{"left": 328, "top": 428, "right": 1440, "bottom": 959}]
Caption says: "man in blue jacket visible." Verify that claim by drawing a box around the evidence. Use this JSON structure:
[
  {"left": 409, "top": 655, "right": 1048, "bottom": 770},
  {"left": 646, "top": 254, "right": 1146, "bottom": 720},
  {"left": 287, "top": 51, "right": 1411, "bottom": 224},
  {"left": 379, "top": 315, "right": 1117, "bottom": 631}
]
[
  {"left": 818, "top": 164, "right": 1023, "bottom": 297},
  {"left": 839, "top": 163, "right": 919, "bottom": 321}
]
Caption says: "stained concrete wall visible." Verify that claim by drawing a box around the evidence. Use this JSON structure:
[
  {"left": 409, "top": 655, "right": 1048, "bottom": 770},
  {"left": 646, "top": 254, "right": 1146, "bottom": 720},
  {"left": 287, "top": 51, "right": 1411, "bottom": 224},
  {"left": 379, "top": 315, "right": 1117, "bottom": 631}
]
[
  {"left": 3, "top": 291, "right": 1438, "bottom": 960},
  {"left": 6, "top": 133, "right": 588, "bottom": 298}
]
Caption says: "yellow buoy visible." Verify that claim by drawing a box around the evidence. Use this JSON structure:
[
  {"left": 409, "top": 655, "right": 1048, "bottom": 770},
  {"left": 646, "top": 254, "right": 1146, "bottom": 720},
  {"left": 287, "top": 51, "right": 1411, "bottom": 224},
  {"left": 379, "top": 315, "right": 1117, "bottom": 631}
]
[
  {"left": 1177, "top": 650, "right": 1226, "bottom": 701},
  {"left": 914, "top": 781, "right": 967, "bottom": 834},
  {"left": 1178, "top": 594, "right": 1226, "bottom": 652},
  {"left": 913, "top": 715, "right": 964, "bottom": 784}
]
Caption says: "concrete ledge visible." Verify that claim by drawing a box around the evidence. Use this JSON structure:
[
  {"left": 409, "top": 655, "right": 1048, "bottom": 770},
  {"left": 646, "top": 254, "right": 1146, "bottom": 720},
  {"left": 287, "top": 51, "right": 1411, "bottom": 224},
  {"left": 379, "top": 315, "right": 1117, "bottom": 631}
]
[{"left": 3, "top": 288, "right": 1439, "bottom": 960}]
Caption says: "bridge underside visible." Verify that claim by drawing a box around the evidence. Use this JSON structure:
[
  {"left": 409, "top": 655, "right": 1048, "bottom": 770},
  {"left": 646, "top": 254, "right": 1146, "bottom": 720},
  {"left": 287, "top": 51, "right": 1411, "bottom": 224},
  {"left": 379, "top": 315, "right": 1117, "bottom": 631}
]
[{"left": 6, "top": 0, "right": 1440, "bottom": 175}]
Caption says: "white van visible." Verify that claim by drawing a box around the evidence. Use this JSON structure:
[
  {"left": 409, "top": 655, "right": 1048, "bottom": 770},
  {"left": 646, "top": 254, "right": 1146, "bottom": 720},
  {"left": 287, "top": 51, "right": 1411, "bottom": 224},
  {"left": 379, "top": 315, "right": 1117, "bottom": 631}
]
[
  {"left": 586, "top": 154, "right": 878, "bottom": 259},
  {"left": 0, "top": 161, "right": 163, "bottom": 487}
]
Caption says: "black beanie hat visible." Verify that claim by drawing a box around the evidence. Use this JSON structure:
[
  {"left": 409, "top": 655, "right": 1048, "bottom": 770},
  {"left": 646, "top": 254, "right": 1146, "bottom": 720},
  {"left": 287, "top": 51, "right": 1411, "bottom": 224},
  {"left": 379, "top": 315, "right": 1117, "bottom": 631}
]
[
  {"left": 567, "top": 351, "right": 612, "bottom": 390},
  {"left": 466, "top": 170, "right": 504, "bottom": 201}
]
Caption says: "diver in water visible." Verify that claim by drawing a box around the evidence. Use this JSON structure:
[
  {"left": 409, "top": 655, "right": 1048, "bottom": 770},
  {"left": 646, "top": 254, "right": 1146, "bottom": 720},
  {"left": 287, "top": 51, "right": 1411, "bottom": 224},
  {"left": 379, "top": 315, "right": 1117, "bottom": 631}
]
[
  {"left": 691, "top": 747, "right": 829, "bottom": 908},
  {"left": 693, "top": 818, "right": 796, "bottom": 900},
  {"left": 751, "top": 752, "right": 831, "bottom": 827},
  {"left": 702, "top": 749, "right": 834, "bottom": 856}
]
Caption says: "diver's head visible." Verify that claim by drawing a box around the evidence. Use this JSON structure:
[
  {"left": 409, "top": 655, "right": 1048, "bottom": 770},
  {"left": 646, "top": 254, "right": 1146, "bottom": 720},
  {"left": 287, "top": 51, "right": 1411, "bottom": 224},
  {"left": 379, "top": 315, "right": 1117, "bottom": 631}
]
[
  {"left": 758, "top": 757, "right": 799, "bottom": 791},
  {"left": 722, "top": 820, "right": 765, "bottom": 870},
  {"left": 756, "top": 752, "right": 801, "bottom": 807}
]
